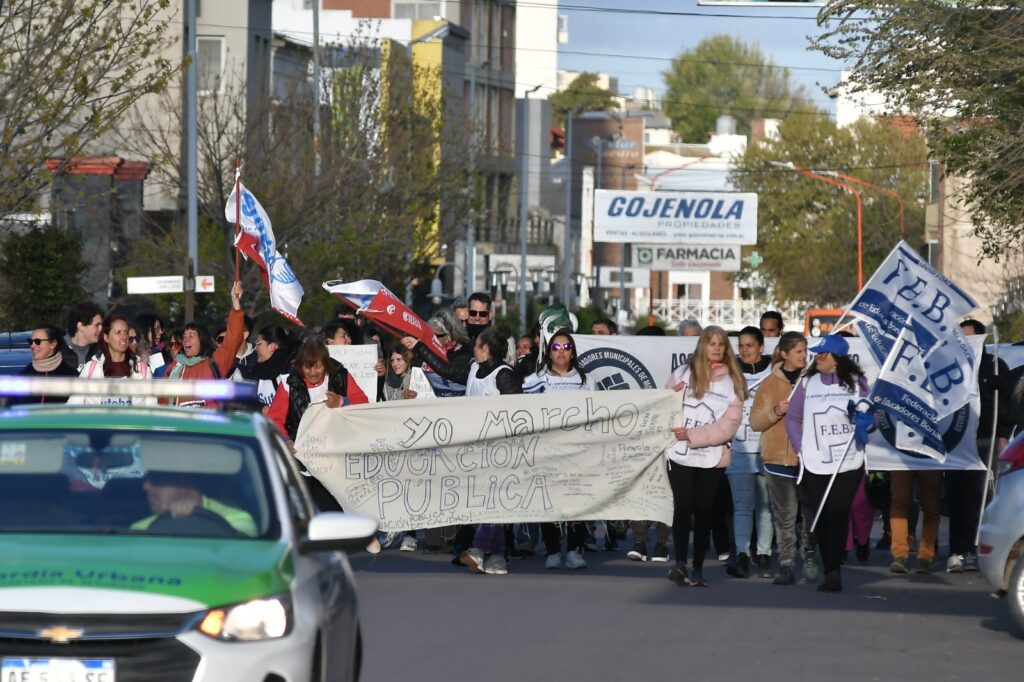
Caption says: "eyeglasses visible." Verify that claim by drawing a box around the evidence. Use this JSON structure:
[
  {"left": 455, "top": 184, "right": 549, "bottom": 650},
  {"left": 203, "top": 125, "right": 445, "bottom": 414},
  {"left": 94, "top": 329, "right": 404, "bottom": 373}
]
[
  {"left": 215, "top": 336, "right": 226, "bottom": 344},
  {"left": 128, "top": 336, "right": 138, "bottom": 342},
  {"left": 550, "top": 342, "right": 574, "bottom": 352},
  {"left": 467, "top": 309, "right": 488, "bottom": 318},
  {"left": 28, "top": 338, "right": 51, "bottom": 346}
]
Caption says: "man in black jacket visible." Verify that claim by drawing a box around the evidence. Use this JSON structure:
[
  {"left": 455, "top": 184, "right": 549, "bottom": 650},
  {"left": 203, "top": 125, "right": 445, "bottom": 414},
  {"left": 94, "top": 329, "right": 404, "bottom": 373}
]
[{"left": 945, "top": 319, "right": 1014, "bottom": 572}]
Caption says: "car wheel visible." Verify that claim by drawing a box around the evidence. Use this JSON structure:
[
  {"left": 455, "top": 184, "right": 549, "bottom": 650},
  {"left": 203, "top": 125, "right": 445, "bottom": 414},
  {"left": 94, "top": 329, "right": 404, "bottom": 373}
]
[{"left": 1009, "top": 554, "right": 1024, "bottom": 637}]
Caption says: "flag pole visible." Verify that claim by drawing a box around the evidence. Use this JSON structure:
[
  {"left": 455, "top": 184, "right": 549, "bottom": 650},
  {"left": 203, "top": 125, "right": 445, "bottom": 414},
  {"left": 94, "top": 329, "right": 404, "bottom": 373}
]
[
  {"left": 234, "top": 159, "right": 242, "bottom": 285},
  {"left": 975, "top": 324, "right": 1001, "bottom": 546},
  {"left": 809, "top": 433, "right": 857, "bottom": 533}
]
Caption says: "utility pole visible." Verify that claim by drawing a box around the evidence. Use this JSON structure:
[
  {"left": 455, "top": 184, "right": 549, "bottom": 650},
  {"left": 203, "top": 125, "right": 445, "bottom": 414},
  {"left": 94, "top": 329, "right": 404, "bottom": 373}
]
[
  {"left": 561, "top": 111, "right": 574, "bottom": 306},
  {"left": 619, "top": 163, "right": 635, "bottom": 317},
  {"left": 519, "top": 85, "right": 542, "bottom": 333},
  {"left": 465, "top": 0, "right": 476, "bottom": 297},
  {"left": 184, "top": 0, "right": 198, "bottom": 322},
  {"left": 312, "top": 0, "right": 321, "bottom": 178}
]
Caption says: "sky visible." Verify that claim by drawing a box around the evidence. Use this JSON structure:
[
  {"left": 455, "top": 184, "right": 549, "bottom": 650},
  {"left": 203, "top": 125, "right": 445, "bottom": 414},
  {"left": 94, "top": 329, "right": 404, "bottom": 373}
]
[{"left": 556, "top": 0, "right": 845, "bottom": 115}]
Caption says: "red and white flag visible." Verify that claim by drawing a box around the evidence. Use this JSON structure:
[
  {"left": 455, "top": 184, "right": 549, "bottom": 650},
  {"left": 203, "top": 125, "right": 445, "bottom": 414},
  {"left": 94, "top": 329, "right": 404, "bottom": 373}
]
[
  {"left": 225, "top": 181, "right": 305, "bottom": 326},
  {"left": 323, "top": 279, "right": 447, "bottom": 359}
]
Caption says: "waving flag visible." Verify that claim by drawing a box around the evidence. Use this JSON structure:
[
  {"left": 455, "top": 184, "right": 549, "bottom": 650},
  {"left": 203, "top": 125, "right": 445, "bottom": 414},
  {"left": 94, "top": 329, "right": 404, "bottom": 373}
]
[
  {"left": 225, "top": 182, "right": 304, "bottom": 326},
  {"left": 323, "top": 280, "right": 447, "bottom": 360},
  {"left": 849, "top": 242, "right": 979, "bottom": 461}
]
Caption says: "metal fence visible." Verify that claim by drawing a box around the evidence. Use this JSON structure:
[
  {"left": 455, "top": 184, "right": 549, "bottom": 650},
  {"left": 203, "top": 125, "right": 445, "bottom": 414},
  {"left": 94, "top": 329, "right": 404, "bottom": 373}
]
[{"left": 645, "top": 299, "right": 811, "bottom": 330}]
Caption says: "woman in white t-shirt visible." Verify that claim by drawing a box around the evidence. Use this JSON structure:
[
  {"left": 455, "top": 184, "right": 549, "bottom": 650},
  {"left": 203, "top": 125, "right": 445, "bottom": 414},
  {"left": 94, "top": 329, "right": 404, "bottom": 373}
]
[
  {"left": 523, "top": 329, "right": 596, "bottom": 570},
  {"left": 785, "top": 334, "right": 870, "bottom": 593},
  {"left": 665, "top": 325, "right": 747, "bottom": 587}
]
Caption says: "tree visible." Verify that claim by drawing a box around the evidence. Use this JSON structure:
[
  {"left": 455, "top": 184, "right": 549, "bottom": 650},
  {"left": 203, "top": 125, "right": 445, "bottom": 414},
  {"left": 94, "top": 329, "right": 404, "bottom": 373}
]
[
  {"left": 730, "top": 116, "right": 929, "bottom": 305},
  {"left": 0, "top": 224, "right": 88, "bottom": 328},
  {"left": 549, "top": 73, "right": 618, "bottom": 129},
  {"left": 0, "top": 0, "right": 178, "bottom": 219},
  {"left": 812, "top": 2, "right": 1024, "bottom": 261},
  {"left": 662, "top": 35, "right": 819, "bottom": 142},
  {"left": 118, "top": 36, "right": 477, "bottom": 327}
]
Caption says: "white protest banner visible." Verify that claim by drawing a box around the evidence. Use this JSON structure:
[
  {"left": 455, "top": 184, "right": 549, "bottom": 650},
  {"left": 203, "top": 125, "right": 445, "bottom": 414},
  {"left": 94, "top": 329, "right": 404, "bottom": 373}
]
[
  {"left": 594, "top": 189, "right": 757, "bottom": 245},
  {"left": 633, "top": 244, "right": 742, "bottom": 272},
  {"left": 327, "top": 345, "right": 379, "bottom": 403},
  {"left": 407, "top": 367, "right": 435, "bottom": 399},
  {"left": 293, "top": 390, "right": 681, "bottom": 530},
  {"left": 572, "top": 333, "right": 984, "bottom": 471}
]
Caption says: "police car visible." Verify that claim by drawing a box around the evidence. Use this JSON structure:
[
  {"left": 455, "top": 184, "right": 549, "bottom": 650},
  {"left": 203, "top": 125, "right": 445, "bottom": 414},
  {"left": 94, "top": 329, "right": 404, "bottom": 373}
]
[{"left": 0, "top": 377, "right": 376, "bottom": 681}]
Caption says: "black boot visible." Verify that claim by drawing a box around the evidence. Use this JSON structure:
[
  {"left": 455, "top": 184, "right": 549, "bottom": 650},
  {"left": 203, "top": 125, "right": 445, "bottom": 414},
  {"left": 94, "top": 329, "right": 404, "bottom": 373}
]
[{"left": 817, "top": 570, "right": 842, "bottom": 592}]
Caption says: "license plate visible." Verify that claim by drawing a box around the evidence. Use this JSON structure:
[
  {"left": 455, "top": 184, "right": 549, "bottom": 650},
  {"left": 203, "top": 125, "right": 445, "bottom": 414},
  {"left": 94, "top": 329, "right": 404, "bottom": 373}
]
[{"left": 1, "top": 658, "right": 115, "bottom": 681}]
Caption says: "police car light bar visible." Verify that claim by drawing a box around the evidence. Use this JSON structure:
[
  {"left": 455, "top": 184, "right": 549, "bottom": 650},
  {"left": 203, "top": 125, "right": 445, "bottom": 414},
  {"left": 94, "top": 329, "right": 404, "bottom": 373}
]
[{"left": 0, "top": 377, "right": 258, "bottom": 402}]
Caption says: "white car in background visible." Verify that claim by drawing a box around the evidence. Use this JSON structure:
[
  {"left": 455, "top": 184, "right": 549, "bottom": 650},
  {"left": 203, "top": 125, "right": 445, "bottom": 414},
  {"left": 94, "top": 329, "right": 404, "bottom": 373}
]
[{"left": 978, "top": 431, "right": 1024, "bottom": 635}]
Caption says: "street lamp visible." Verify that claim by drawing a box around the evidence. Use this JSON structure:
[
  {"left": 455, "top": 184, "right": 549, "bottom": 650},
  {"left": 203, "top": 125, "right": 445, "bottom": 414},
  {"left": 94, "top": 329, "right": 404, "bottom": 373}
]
[
  {"left": 430, "top": 262, "right": 463, "bottom": 305},
  {"left": 519, "top": 83, "right": 544, "bottom": 335},
  {"left": 770, "top": 161, "right": 864, "bottom": 290},
  {"left": 587, "top": 130, "right": 622, "bottom": 311},
  {"left": 823, "top": 171, "right": 906, "bottom": 237},
  {"left": 545, "top": 268, "right": 558, "bottom": 305}
]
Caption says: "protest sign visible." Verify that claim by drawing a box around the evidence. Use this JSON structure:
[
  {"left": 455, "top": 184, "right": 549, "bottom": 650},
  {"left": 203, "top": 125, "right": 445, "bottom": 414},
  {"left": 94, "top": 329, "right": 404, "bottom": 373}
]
[
  {"left": 327, "top": 344, "right": 379, "bottom": 403},
  {"left": 407, "top": 367, "right": 435, "bottom": 399},
  {"left": 293, "top": 389, "right": 681, "bottom": 530}
]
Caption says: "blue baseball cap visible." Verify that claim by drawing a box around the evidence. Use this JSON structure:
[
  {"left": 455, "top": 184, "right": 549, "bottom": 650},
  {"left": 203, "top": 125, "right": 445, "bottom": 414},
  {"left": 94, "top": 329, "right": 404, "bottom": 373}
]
[{"left": 809, "top": 334, "right": 849, "bottom": 356}]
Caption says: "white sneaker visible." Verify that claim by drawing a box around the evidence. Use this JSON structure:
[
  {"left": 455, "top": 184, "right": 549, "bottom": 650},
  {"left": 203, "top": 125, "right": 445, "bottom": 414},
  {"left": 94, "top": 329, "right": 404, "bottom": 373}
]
[
  {"left": 460, "top": 547, "right": 485, "bottom": 573},
  {"left": 400, "top": 535, "right": 417, "bottom": 552},
  {"left": 946, "top": 553, "right": 964, "bottom": 573},
  {"left": 484, "top": 555, "right": 508, "bottom": 575},
  {"left": 545, "top": 553, "right": 562, "bottom": 569},
  {"left": 565, "top": 549, "right": 588, "bottom": 570}
]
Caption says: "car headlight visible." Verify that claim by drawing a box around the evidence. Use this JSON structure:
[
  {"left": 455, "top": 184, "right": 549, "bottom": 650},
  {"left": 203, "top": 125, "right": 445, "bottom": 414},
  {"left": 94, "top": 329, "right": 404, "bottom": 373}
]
[{"left": 197, "top": 593, "right": 292, "bottom": 641}]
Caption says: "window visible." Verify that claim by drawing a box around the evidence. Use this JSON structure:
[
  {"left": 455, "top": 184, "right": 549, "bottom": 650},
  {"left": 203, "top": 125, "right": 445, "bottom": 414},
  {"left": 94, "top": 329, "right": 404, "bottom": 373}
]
[
  {"left": 197, "top": 36, "right": 225, "bottom": 95},
  {"left": 393, "top": 1, "right": 441, "bottom": 20}
]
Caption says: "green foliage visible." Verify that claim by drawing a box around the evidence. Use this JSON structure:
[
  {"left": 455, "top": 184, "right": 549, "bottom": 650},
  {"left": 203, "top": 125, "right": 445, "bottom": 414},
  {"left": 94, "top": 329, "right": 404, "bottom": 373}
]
[
  {"left": 730, "top": 116, "right": 929, "bottom": 304},
  {"left": 812, "top": 1, "right": 1024, "bottom": 261},
  {"left": 118, "top": 35, "right": 476, "bottom": 329},
  {"left": 0, "top": 224, "right": 88, "bottom": 329},
  {"left": 549, "top": 73, "right": 618, "bottom": 129},
  {"left": 0, "top": 0, "right": 178, "bottom": 218},
  {"left": 662, "top": 35, "right": 820, "bottom": 142}
]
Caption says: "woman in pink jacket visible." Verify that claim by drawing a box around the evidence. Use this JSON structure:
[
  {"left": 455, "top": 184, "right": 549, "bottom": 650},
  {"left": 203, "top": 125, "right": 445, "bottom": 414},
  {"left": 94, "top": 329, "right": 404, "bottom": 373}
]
[{"left": 665, "top": 325, "right": 747, "bottom": 587}]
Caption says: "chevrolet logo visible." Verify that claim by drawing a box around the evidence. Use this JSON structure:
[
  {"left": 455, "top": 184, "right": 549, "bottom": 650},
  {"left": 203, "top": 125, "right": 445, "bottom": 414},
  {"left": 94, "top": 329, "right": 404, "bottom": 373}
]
[{"left": 37, "top": 626, "right": 84, "bottom": 643}]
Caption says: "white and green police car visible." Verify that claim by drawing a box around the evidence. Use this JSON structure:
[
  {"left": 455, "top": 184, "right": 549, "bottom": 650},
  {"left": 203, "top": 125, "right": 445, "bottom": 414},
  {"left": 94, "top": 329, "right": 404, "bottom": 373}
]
[{"left": 0, "top": 378, "right": 376, "bottom": 682}]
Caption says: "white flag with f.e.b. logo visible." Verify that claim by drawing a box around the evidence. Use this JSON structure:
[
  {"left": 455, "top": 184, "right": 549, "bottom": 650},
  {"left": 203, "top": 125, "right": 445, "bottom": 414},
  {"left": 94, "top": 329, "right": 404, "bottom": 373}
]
[{"left": 850, "top": 242, "right": 979, "bottom": 462}]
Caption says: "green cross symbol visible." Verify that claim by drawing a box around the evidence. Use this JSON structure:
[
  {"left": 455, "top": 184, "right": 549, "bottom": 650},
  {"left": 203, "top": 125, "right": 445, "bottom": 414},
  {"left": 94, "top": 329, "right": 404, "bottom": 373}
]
[{"left": 743, "top": 251, "right": 764, "bottom": 269}]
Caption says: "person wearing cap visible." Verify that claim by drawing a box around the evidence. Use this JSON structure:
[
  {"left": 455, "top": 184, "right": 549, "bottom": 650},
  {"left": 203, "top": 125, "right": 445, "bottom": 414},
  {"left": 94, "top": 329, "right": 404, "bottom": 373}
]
[
  {"left": 132, "top": 472, "right": 257, "bottom": 537},
  {"left": 785, "top": 334, "right": 870, "bottom": 592}
]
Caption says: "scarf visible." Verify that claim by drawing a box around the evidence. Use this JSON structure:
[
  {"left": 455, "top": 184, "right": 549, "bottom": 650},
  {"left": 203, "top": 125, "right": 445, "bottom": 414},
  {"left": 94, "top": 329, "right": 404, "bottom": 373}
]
[
  {"left": 33, "top": 352, "right": 63, "bottom": 373},
  {"left": 254, "top": 348, "right": 292, "bottom": 381},
  {"left": 168, "top": 353, "right": 207, "bottom": 380}
]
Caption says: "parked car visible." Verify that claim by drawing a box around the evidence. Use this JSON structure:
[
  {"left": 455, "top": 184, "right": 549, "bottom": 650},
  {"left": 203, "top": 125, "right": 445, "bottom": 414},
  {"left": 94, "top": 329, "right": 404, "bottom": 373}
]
[
  {"left": 0, "top": 330, "right": 32, "bottom": 375},
  {"left": 978, "top": 431, "right": 1024, "bottom": 635},
  {"left": 0, "top": 377, "right": 376, "bottom": 681}
]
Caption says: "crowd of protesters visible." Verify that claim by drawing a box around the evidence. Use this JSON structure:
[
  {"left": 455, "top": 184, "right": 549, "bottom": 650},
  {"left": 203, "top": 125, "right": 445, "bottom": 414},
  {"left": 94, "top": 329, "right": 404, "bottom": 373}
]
[{"left": 10, "top": 289, "right": 1016, "bottom": 592}]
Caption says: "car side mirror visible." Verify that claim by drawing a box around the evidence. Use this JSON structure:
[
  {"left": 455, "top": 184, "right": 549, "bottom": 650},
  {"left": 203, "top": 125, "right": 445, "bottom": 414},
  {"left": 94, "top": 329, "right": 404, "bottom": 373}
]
[{"left": 299, "top": 512, "right": 378, "bottom": 554}]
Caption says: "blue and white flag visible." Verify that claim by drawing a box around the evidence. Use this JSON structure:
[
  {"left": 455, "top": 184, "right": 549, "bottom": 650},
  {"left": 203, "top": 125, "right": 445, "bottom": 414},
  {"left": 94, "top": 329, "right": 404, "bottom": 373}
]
[
  {"left": 225, "top": 181, "right": 305, "bottom": 325},
  {"left": 851, "top": 243, "right": 979, "bottom": 461},
  {"left": 847, "top": 241, "right": 977, "bottom": 339}
]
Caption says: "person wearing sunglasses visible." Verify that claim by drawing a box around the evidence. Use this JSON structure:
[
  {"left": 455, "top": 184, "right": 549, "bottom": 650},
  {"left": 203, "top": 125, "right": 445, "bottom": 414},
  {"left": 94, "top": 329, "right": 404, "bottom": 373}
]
[
  {"left": 523, "top": 329, "right": 596, "bottom": 570},
  {"left": 9, "top": 325, "right": 79, "bottom": 405},
  {"left": 68, "top": 314, "right": 156, "bottom": 406},
  {"left": 465, "top": 292, "right": 493, "bottom": 341}
]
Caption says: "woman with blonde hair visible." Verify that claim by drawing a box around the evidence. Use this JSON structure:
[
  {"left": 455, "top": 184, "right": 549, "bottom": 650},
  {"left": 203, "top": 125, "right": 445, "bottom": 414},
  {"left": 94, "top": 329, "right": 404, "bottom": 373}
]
[{"left": 665, "top": 325, "right": 747, "bottom": 587}]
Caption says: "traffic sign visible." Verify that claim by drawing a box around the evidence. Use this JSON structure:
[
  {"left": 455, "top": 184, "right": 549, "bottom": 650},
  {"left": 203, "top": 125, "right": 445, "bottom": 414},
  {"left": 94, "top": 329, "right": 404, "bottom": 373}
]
[
  {"left": 126, "top": 276, "right": 183, "bottom": 295},
  {"left": 195, "top": 275, "right": 215, "bottom": 293}
]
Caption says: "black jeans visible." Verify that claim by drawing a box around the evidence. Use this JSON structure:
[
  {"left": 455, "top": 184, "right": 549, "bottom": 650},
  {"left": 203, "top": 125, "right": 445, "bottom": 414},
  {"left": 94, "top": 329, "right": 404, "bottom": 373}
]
[
  {"left": 944, "top": 469, "right": 986, "bottom": 556},
  {"left": 540, "top": 522, "right": 586, "bottom": 555},
  {"left": 799, "top": 468, "right": 862, "bottom": 574},
  {"left": 667, "top": 463, "right": 724, "bottom": 568}
]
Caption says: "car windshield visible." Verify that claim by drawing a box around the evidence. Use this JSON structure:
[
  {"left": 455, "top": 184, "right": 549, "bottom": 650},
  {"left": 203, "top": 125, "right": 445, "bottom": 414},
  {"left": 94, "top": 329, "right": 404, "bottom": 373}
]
[{"left": 0, "top": 429, "right": 279, "bottom": 540}]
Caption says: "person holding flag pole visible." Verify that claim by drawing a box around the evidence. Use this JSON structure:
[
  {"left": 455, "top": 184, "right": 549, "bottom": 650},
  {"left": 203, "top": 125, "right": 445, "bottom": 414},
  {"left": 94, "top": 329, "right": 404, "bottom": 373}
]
[{"left": 785, "top": 335, "right": 871, "bottom": 592}]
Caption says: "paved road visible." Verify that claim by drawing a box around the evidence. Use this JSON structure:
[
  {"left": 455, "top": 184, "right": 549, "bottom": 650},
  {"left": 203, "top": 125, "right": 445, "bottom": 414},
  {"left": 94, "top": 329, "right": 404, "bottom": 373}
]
[{"left": 352, "top": 540, "right": 1021, "bottom": 681}]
